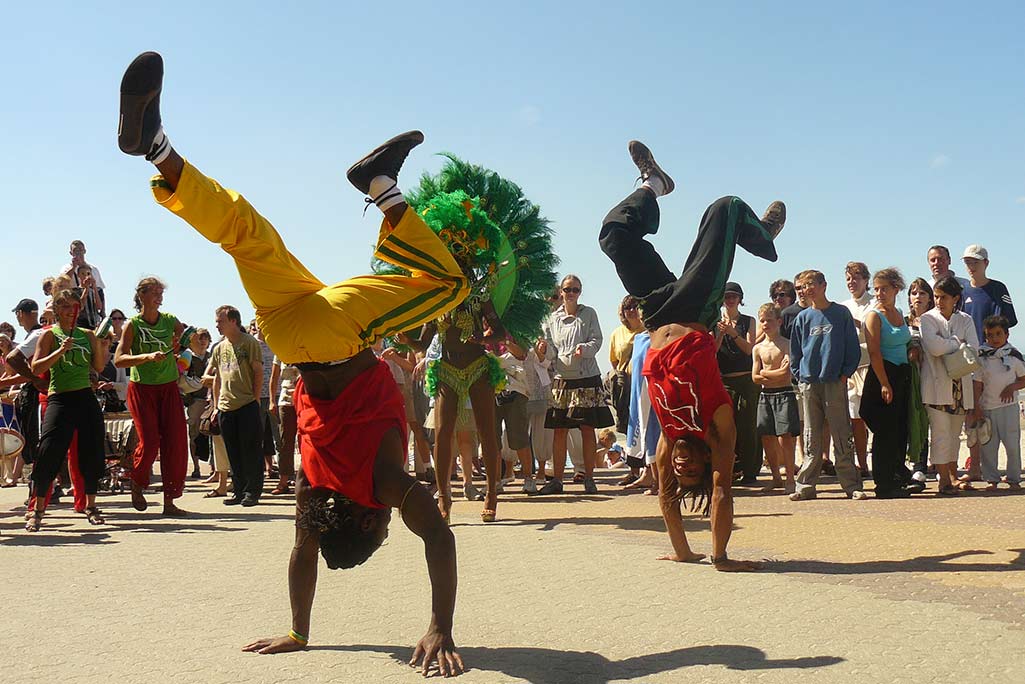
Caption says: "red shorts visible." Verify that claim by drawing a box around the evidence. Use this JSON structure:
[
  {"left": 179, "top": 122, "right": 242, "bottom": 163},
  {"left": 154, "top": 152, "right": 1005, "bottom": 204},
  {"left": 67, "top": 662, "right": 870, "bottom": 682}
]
[
  {"left": 293, "top": 360, "right": 407, "bottom": 509},
  {"left": 642, "top": 331, "right": 733, "bottom": 443}
]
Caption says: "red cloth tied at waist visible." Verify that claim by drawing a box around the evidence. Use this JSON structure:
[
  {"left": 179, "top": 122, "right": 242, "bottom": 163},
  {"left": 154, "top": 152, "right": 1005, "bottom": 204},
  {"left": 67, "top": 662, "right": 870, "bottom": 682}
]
[
  {"left": 642, "top": 330, "right": 733, "bottom": 443},
  {"left": 293, "top": 360, "right": 407, "bottom": 509}
]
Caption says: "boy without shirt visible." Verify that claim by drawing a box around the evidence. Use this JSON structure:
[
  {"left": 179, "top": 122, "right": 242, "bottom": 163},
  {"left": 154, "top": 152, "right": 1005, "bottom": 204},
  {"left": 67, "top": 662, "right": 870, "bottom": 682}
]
[{"left": 751, "top": 304, "right": 798, "bottom": 493}]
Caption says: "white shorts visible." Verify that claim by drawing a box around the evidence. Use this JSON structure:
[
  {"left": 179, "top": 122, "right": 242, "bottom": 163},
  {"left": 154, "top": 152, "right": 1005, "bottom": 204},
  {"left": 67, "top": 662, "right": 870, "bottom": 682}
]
[
  {"left": 927, "top": 407, "right": 966, "bottom": 465},
  {"left": 848, "top": 366, "right": 868, "bottom": 418}
]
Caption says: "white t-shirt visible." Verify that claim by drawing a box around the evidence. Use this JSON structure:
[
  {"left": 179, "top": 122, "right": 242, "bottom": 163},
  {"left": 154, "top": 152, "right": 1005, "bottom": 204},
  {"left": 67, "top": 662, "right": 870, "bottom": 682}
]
[
  {"left": 15, "top": 327, "right": 47, "bottom": 359},
  {"left": 497, "top": 351, "right": 530, "bottom": 397},
  {"left": 978, "top": 345, "right": 1025, "bottom": 411},
  {"left": 842, "top": 291, "right": 873, "bottom": 368}
]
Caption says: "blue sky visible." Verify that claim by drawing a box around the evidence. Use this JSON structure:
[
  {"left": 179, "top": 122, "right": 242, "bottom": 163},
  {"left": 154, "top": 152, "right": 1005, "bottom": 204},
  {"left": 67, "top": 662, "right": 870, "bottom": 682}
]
[{"left": 3, "top": 1, "right": 1023, "bottom": 360}]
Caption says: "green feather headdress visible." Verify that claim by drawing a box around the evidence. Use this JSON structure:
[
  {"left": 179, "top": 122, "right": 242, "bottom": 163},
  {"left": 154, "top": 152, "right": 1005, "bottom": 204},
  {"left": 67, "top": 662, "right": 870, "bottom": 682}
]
[{"left": 375, "top": 154, "right": 559, "bottom": 345}]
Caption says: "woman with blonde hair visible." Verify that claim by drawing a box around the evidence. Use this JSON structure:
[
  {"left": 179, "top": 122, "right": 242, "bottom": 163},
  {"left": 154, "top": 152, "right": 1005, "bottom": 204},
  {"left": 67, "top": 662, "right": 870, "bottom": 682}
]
[{"left": 114, "top": 276, "right": 190, "bottom": 516}]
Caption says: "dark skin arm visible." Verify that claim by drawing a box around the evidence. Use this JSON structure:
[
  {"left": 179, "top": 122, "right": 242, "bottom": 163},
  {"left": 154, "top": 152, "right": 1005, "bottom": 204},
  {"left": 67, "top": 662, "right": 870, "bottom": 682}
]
[
  {"left": 654, "top": 434, "right": 704, "bottom": 563},
  {"left": 399, "top": 323, "right": 438, "bottom": 355},
  {"left": 242, "top": 429, "right": 464, "bottom": 677},
  {"left": 707, "top": 404, "right": 758, "bottom": 572}
]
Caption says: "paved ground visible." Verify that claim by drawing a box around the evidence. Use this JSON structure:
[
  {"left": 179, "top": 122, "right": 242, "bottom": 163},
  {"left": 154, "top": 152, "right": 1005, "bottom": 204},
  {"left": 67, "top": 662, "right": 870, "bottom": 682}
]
[{"left": 3, "top": 460, "right": 1025, "bottom": 684}]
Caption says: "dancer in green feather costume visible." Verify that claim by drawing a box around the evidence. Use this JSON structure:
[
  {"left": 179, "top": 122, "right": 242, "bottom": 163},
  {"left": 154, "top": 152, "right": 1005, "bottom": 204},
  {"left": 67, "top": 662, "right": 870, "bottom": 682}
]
[{"left": 389, "top": 156, "right": 558, "bottom": 524}]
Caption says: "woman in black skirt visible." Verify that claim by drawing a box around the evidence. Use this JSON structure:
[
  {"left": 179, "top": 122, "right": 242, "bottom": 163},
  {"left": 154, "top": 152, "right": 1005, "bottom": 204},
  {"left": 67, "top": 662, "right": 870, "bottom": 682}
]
[{"left": 536, "top": 274, "right": 614, "bottom": 495}]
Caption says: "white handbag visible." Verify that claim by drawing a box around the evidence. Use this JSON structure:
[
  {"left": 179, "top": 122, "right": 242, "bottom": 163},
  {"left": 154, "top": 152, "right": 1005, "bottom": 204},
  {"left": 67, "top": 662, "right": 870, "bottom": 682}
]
[{"left": 943, "top": 342, "right": 980, "bottom": 380}]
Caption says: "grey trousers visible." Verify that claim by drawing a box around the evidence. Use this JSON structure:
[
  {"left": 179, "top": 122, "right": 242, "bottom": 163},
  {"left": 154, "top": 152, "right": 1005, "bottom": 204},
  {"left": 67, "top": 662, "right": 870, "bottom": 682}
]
[
  {"left": 795, "top": 380, "right": 863, "bottom": 496},
  {"left": 981, "top": 404, "right": 1022, "bottom": 484}
]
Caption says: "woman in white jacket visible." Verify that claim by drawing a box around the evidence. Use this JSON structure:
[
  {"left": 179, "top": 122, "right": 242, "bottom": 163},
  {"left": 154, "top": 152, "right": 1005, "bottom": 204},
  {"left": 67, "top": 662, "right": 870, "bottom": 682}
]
[{"left": 919, "top": 277, "right": 982, "bottom": 495}]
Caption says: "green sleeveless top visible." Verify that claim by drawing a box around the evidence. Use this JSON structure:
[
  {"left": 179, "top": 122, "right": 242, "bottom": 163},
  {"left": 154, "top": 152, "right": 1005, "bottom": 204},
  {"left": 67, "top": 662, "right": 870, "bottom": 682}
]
[
  {"left": 129, "top": 312, "right": 179, "bottom": 385},
  {"left": 49, "top": 327, "right": 93, "bottom": 394}
]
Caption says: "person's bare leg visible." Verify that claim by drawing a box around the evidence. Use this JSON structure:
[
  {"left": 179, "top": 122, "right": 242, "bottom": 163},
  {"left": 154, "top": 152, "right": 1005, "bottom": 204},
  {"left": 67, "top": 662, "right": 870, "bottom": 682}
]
[
  {"left": 761, "top": 435, "right": 784, "bottom": 491},
  {"left": 154, "top": 149, "right": 184, "bottom": 189},
  {"left": 780, "top": 435, "right": 797, "bottom": 491},
  {"left": 469, "top": 379, "right": 501, "bottom": 520},
  {"left": 552, "top": 428, "right": 568, "bottom": 482},
  {"left": 581, "top": 427, "right": 597, "bottom": 477},
  {"left": 852, "top": 419, "right": 869, "bottom": 472},
  {"left": 433, "top": 387, "right": 459, "bottom": 520}
]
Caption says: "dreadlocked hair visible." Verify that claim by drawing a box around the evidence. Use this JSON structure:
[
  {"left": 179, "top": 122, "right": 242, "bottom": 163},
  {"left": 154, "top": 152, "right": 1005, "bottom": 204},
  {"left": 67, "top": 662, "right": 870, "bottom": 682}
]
[
  {"left": 664, "top": 436, "right": 715, "bottom": 517},
  {"left": 297, "top": 494, "right": 391, "bottom": 570}
]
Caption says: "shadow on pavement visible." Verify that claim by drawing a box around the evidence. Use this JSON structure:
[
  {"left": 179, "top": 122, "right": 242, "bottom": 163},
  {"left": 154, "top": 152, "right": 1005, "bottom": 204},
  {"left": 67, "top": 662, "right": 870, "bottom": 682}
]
[
  {"left": 314, "top": 643, "right": 844, "bottom": 681},
  {"left": 0, "top": 531, "right": 115, "bottom": 546},
  {"left": 478, "top": 512, "right": 790, "bottom": 534},
  {"left": 763, "top": 549, "right": 1025, "bottom": 575}
]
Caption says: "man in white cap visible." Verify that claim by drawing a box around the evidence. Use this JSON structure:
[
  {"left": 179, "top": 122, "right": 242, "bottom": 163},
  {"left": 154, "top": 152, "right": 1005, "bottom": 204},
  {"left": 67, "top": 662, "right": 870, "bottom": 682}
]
[{"left": 961, "top": 244, "right": 1016, "bottom": 341}]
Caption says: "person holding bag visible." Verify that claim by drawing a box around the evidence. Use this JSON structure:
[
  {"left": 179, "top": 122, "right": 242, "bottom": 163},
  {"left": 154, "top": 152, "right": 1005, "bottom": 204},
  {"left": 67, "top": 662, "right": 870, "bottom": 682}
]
[{"left": 918, "top": 276, "right": 982, "bottom": 495}]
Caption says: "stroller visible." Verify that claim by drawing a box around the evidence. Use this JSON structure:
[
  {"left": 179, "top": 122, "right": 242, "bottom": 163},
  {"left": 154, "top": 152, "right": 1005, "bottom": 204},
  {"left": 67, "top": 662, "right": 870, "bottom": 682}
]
[{"left": 100, "top": 409, "right": 137, "bottom": 494}]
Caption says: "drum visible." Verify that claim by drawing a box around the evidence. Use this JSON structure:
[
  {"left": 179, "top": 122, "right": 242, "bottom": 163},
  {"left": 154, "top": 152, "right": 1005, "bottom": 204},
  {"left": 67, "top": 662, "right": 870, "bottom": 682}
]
[{"left": 0, "top": 404, "right": 23, "bottom": 458}]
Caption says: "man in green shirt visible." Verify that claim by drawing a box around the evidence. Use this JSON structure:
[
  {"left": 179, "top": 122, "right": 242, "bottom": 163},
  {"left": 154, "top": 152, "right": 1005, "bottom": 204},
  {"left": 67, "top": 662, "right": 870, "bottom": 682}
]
[{"left": 206, "top": 305, "right": 264, "bottom": 507}]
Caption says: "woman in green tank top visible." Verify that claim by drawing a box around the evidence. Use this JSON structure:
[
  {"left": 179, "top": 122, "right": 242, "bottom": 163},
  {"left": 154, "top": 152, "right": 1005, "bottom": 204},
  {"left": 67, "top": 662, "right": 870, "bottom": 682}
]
[
  {"left": 27, "top": 289, "right": 111, "bottom": 531},
  {"left": 114, "top": 277, "right": 190, "bottom": 516}
]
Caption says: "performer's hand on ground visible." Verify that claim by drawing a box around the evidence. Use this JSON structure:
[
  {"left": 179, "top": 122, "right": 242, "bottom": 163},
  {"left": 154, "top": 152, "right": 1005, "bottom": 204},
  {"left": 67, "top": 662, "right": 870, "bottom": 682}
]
[
  {"left": 657, "top": 550, "right": 706, "bottom": 563},
  {"left": 410, "top": 627, "right": 464, "bottom": 677},
  {"left": 241, "top": 635, "right": 306, "bottom": 654},
  {"left": 713, "top": 558, "right": 761, "bottom": 572}
]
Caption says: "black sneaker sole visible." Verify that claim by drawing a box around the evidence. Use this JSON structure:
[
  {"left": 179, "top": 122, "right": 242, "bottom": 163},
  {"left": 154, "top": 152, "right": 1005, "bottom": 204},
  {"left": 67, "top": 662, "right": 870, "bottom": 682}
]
[
  {"left": 627, "top": 140, "right": 675, "bottom": 195},
  {"left": 345, "top": 130, "right": 424, "bottom": 195},
  {"left": 119, "top": 51, "right": 164, "bottom": 156}
]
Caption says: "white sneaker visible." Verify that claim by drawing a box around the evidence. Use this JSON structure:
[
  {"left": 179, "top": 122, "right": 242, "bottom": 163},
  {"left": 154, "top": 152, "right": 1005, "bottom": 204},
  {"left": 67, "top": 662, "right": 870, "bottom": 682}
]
[
  {"left": 850, "top": 490, "right": 869, "bottom": 500},
  {"left": 911, "top": 471, "right": 927, "bottom": 484},
  {"left": 522, "top": 476, "right": 537, "bottom": 494}
]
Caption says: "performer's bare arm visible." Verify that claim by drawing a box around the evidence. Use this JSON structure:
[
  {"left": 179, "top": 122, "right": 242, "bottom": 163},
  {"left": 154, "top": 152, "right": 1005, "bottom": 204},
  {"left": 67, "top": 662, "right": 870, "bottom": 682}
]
[
  {"left": 373, "top": 428, "right": 464, "bottom": 677},
  {"left": 5, "top": 350, "right": 47, "bottom": 393},
  {"left": 654, "top": 434, "right": 704, "bottom": 563},
  {"left": 707, "top": 404, "right": 758, "bottom": 572}
]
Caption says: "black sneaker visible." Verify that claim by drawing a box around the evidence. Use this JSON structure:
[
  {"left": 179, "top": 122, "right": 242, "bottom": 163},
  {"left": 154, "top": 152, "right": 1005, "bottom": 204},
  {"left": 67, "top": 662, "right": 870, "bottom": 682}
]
[
  {"left": 240, "top": 494, "right": 259, "bottom": 507},
  {"left": 223, "top": 496, "right": 243, "bottom": 506},
  {"left": 345, "top": 130, "right": 425, "bottom": 196},
  {"left": 118, "top": 51, "right": 164, "bottom": 157},
  {"left": 821, "top": 460, "right": 837, "bottom": 477},
  {"left": 627, "top": 140, "right": 675, "bottom": 195},
  {"left": 761, "top": 201, "right": 787, "bottom": 239},
  {"left": 534, "top": 478, "right": 563, "bottom": 496},
  {"left": 582, "top": 478, "right": 598, "bottom": 495}
]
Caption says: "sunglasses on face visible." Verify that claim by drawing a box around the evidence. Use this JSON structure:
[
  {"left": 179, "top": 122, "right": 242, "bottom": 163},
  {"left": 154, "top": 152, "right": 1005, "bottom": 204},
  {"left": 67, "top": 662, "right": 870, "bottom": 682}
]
[
  {"left": 771, "top": 292, "right": 788, "bottom": 300},
  {"left": 562, "top": 287, "right": 581, "bottom": 294},
  {"left": 111, "top": 316, "right": 126, "bottom": 321}
]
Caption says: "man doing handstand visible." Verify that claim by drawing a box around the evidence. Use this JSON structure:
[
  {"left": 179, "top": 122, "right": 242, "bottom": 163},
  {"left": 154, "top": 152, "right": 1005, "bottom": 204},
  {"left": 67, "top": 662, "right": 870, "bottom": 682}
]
[
  {"left": 599, "top": 141, "right": 785, "bottom": 572},
  {"left": 118, "top": 51, "right": 468, "bottom": 676}
]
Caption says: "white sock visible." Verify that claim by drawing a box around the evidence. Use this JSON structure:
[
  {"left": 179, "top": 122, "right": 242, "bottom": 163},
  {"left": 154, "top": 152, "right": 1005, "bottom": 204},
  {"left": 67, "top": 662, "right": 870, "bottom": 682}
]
[
  {"left": 642, "top": 175, "right": 665, "bottom": 197},
  {"left": 369, "top": 175, "right": 404, "bottom": 212},
  {"left": 145, "top": 127, "right": 171, "bottom": 165}
]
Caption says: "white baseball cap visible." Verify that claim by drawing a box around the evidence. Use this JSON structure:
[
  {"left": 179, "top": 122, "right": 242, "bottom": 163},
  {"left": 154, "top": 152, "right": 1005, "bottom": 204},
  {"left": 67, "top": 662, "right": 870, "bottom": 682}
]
[{"left": 962, "top": 244, "right": 989, "bottom": 261}]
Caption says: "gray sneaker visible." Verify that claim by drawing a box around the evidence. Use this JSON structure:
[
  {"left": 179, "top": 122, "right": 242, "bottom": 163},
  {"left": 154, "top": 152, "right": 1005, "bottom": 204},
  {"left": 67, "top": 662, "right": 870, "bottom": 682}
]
[
  {"left": 535, "top": 478, "right": 563, "bottom": 496},
  {"left": 521, "top": 476, "right": 537, "bottom": 495},
  {"left": 761, "top": 201, "right": 787, "bottom": 239},
  {"left": 628, "top": 140, "right": 675, "bottom": 195},
  {"left": 788, "top": 489, "right": 816, "bottom": 502},
  {"left": 583, "top": 477, "right": 598, "bottom": 495}
]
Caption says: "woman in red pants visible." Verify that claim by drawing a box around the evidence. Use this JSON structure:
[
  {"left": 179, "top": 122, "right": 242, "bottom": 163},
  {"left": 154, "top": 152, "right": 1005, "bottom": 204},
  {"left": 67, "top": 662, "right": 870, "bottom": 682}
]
[{"left": 114, "top": 277, "right": 189, "bottom": 516}]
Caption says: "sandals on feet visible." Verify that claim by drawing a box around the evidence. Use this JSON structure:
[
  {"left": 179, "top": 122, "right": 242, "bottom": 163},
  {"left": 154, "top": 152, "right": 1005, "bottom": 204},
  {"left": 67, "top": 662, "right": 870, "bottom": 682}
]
[
  {"left": 480, "top": 509, "right": 497, "bottom": 523},
  {"left": 204, "top": 489, "right": 226, "bottom": 498},
  {"left": 937, "top": 484, "right": 960, "bottom": 496},
  {"left": 25, "top": 511, "right": 42, "bottom": 532},
  {"left": 84, "top": 506, "right": 105, "bottom": 525},
  {"left": 955, "top": 480, "right": 975, "bottom": 491}
]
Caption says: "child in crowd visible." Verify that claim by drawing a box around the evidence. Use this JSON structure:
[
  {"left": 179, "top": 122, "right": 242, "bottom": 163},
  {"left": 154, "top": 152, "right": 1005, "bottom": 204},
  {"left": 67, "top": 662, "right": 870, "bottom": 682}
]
[
  {"left": 976, "top": 315, "right": 1025, "bottom": 490},
  {"left": 788, "top": 270, "right": 866, "bottom": 501},
  {"left": 597, "top": 428, "right": 626, "bottom": 468},
  {"left": 751, "top": 303, "right": 798, "bottom": 493}
]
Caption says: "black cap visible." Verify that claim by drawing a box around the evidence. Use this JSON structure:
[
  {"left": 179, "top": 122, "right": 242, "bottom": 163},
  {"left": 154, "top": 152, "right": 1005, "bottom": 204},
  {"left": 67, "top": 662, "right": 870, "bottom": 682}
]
[
  {"left": 12, "top": 298, "right": 38, "bottom": 314},
  {"left": 724, "top": 282, "right": 744, "bottom": 298}
]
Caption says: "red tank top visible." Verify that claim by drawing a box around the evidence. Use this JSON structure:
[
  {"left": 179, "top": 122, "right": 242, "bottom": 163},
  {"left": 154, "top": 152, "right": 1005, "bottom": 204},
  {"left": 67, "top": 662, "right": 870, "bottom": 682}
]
[{"left": 642, "top": 331, "right": 733, "bottom": 442}]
